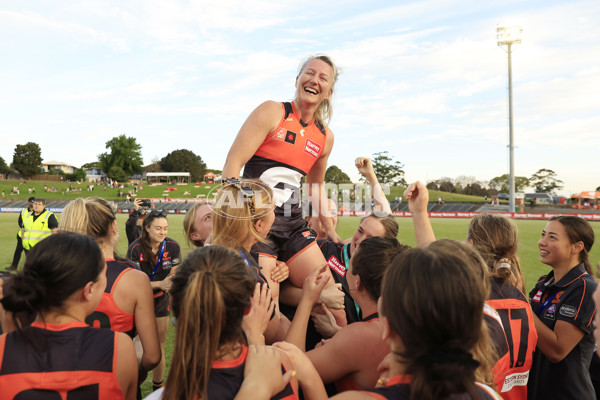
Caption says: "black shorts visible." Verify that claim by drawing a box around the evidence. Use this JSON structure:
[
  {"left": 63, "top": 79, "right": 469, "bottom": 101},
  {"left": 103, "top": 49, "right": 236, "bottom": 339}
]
[
  {"left": 252, "top": 216, "right": 317, "bottom": 262},
  {"left": 153, "top": 291, "right": 170, "bottom": 317}
]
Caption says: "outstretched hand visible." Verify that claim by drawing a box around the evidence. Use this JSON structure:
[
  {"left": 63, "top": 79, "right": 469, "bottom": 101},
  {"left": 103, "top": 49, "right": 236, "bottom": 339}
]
[
  {"left": 302, "top": 264, "right": 330, "bottom": 306},
  {"left": 355, "top": 157, "right": 375, "bottom": 179},
  {"left": 403, "top": 181, "right": 429, "bottom": 214},
  {"left": 311, "top": 302, "right": 341, "bottom": 338},
  {"left": 242, "top": 283, "right": 274, "bottom": 345}
]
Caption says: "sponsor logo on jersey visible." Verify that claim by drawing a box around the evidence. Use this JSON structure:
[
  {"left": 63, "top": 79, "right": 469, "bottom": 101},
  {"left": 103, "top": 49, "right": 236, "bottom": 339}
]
[
  {"left": 304, "top": 139, "right": 321, "bottom": 158},
  {"left": 559, "top": 304, "right": 577, "bottom": 318},
  {"left": 285, "top": 130, "right": 297, "bottom": 144},
  {"left": 532, "top": 290, "right": 542, "bottom": 302},
  {"left": 328, "top": 255, "right": 346, "bottom": 277},
  {"left": 501, "top": 371, "right": 530, "bottom": 392},
  {"left": 273, "top": 128, "right": 286, "bottom": 142}
]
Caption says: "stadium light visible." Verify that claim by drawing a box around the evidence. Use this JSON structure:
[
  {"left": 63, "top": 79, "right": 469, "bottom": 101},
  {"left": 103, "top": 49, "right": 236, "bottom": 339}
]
[{"left": 497, "top": 25, "right": 522, "bottom": 213}]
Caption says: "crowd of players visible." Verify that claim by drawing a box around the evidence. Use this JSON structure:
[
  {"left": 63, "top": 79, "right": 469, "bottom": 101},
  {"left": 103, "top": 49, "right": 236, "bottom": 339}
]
[{"left": 0, "top": 54, "right": 599, "bottom": 400}]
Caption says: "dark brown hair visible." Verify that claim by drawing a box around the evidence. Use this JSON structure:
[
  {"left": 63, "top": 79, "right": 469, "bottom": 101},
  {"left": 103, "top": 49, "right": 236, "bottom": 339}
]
[
  {"left": 163, "top": 246, "right": 254, "bottom": 400},
  {"left": 382, "top": 239, "right": 492, "bottom": 400},
  {"left": 549, "top": 215, "right": 595, "bottom": 274},
  {"left": 350, "top": 236, "right": 408, "bottom": 301}
]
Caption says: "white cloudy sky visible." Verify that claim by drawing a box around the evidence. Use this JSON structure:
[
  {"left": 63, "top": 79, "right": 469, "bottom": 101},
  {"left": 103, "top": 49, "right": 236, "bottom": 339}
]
[{"left": 1, "top": 0, "right": 599, "bottom": 196}]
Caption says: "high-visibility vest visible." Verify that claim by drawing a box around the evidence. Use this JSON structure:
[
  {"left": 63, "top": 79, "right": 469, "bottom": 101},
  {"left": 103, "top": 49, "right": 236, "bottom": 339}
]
[
  {"left": 17, "top": 208, "right": 33, "bottom": 238},
  {"left": 22, "top": 210, "right": 54, "bottom": 250}
]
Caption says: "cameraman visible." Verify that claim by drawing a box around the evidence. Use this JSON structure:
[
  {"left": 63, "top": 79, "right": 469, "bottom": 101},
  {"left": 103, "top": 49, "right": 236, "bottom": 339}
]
[{"left": 125, "top": 198, "right": 150, "bottom": 245}]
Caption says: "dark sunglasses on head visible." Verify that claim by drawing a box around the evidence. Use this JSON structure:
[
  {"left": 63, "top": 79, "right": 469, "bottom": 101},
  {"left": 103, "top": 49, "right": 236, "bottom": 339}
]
[{"left": 149, "top": 210, "right": 168, "bottom": 217}]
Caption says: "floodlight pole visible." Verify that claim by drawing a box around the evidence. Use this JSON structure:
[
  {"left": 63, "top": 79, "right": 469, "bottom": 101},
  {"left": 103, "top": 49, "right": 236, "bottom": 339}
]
[
  {"left": 497, "top": 26, "right": 521, "bottom": 213},
  {"left": 507, "top": 42, "right": 515, "bottom": 213}
]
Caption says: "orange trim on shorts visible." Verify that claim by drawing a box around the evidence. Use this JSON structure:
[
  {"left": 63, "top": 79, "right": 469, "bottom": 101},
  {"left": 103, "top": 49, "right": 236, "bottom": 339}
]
[
  {"left": 285, "top": 240, "right": 317, "bottom": 264},
  {"left": 257, "top": 252, "right": 277, "bottom": 259}
]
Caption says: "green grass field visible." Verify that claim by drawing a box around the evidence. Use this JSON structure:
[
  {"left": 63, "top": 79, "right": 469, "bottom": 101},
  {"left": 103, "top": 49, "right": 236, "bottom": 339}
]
[{"left": 2, "top": 212, "right": 599, "bottom": 396}]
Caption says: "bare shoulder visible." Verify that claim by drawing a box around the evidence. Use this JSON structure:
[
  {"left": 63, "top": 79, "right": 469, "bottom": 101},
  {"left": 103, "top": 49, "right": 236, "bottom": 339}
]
[{"left": 331, "top": 390, "right": 375, "bottom": 400}]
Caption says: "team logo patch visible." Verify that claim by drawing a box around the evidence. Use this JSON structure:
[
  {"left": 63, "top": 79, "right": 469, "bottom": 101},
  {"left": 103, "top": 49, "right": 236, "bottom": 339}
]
[
  {"left": 559, "top": 304, "right": 577, "bottom": 318},
  {"left": 552, "top": 291, "right": 565, "bottom": 304},
  {"left": 328, "top": 255, "right": 346, "bottom": 277},
  {"left": 302, "top": 231, "right": 315, "bottom": 240},
  {"left": 162, "top": 260, "right": 172, "bottom": 270},
  {"left": 272, "top": 128, "right": 286, "bottom": 142},
  {"left": 544, "top": 304, "right": 556, "bottom": 320},
  {"left": 532, "top": 290, "right": 542, "bottom": 302},
  {"left": 304, "top": 139, "right": 322, "bottom": 158},
  {"left": 285, "top": 130, "right": 297, "bottom": 144}
]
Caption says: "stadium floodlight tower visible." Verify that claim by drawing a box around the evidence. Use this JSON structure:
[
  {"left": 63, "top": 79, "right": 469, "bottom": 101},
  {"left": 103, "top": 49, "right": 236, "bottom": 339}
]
[{"left": 497, "top": 25, "right": 522, "bottom": 213}]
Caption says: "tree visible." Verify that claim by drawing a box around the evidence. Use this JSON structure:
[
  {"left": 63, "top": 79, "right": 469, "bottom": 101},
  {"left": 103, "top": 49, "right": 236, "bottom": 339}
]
[
  {"left": 368, "top": 151, "right": 407, "bottom": 186},
  {"left": 529, "top": 168, "right": 563, "bottom": 194},
  {"left": 426, "top": 181, "right": 439, "bottom": 190},
  {"left": 12, "top": 142, "right": 43, "bottom": 178},
  {"left": 81, "top": 161, "right": 100, "bottom": 170},
  {"left": 0, "top": 156, "right": 11, "bottom": 175},
  {"left": 489, "top": 174, "right": 529, "bottom": 193},
  {"left": 160, "top": 149, "right": 207, "bottom": 182},
  {"left": 325, "top": 165, "right": 351, "bottom": 184},
  {"left": 98, "top": 135, "right": 143, "bottom": 179},
  {"left": 109, "top": 166, "right": 128, "bottom": 182},
  {"left": 66, "top": 168, "right": 87, "bottom": 182},
  {"left": 437, "top": 178, "right": 456, "bottom": 193}
]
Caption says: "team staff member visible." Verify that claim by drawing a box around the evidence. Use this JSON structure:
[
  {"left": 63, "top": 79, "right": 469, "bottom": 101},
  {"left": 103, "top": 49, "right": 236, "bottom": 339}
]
[
  {"left": 127, "top": 210, "right": 181, "bottom": 392},
  {"left": 7, "top": 197, "right": 35, "bottom": 271},
  {"left": 222, "top": 55, "right": 346, "bottom": 327},
  {"left": 22, "top": 198, "right": 58, "bottom": 251},
  {"left": 528, "top": 216, "right": 597, "bottom": 400},
  {"left": 126, "top": 198, "right": 147, "bottom": 246},
  {"left": 0, "top": 233, "right": 138, "bottom": 400}
]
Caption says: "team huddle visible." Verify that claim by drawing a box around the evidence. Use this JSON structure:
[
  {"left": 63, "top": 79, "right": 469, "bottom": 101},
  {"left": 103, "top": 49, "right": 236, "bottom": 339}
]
[{"left": 0, "top": 54, "right": 598, "bottom": 400}]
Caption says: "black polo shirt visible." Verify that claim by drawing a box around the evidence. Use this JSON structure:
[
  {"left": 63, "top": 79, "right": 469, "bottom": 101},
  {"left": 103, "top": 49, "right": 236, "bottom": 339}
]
[{"left": 528, "top": 263, "right": 597, "bottom": 400}]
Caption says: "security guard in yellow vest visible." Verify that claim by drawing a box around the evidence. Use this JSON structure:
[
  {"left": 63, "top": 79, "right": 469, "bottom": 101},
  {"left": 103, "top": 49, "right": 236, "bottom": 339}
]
[
  {"left": 22, "top": 198, "right": 59, "bottom": 251},
  {"left": 8, "top": 197, "right": 35, "bottom": 271}
]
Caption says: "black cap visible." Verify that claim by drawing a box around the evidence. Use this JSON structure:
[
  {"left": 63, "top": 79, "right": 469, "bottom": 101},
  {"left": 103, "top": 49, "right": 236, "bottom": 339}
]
[{"left": 28, "top": 197, "right": 35, "bottom": 203}]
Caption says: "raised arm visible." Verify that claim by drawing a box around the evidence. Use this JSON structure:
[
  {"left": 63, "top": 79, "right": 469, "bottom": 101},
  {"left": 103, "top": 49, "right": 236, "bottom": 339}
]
[
  {"left": 404, "top": 181, "right": 435, "bottom": 247},
  {"left": 355, "top": 157, "right": 392, "bottom": 216},
  {"left": 306, "top": 130, "right": 341, "bottom": 243},
  {"left": 222, "top": 101, "right": 283, "bottom": 179}
]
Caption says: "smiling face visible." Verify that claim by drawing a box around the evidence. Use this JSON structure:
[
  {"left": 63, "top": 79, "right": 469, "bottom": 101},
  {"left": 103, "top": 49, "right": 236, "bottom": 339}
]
[
  {"left": 295, "top": 59, "right": 334, "bottom": 107},
  {"left": 146, "top": 216, "right": 168, "bottom": 244},
  {"left": 350, "top": 216, "right": 387, "bottom": 254},
  {"left": 538, "top": 220, "right": 579, "bottom": 269}
]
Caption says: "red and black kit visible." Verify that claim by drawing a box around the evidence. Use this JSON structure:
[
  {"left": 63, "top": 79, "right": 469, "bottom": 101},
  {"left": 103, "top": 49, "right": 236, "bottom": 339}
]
[
  {"left": 86, "top": 258, "right": 138, "bottom": 338},
  {"left": 244, "top": 101, "right": 325, "bottom": 262},
  {"left": 0, "top": 321, "right": 124, "bottom": 400},
  {"left": 486, "top": 277, "right": 537, "bottom": 400},
  {"left": 360, "top": 375, "right": 501, "bottom": 400}
]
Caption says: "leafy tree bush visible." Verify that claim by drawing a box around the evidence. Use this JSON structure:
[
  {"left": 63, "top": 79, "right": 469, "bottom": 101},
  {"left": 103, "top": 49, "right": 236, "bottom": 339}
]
[{"left": 12, "top": 142, "right": 43, "bottom": 178}]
